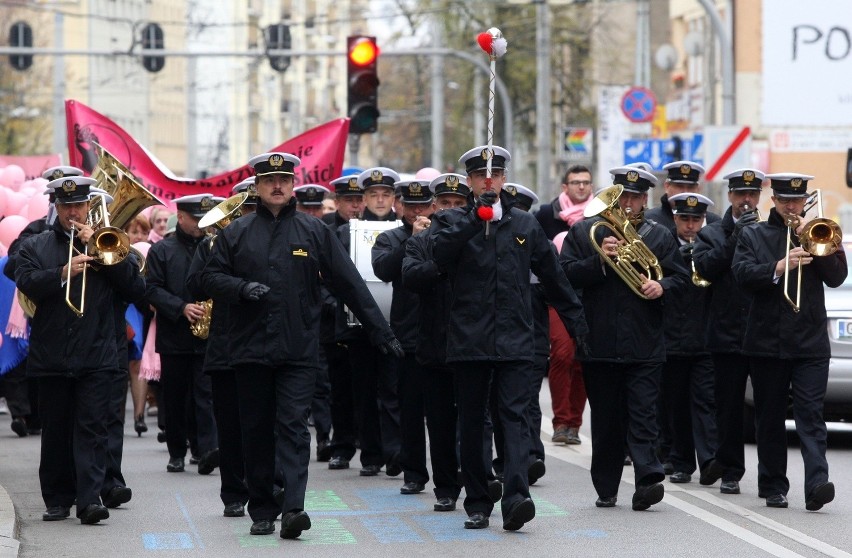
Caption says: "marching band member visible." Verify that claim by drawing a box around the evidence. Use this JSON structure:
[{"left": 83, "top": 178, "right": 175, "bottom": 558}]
[
  {"left": 199, "top": 152, "right": 402, "bottom": 539},
  {"left": 146, "top": 194, "right": 219, "bottom": 475},
  {"left": 560, "top": 166, "right": 689, "bottom": 511},
  {"left": 431, "top": 146, "right": 587, "bottom": 531},
  {"left": 16, "top": 176, "right": 145, "bottom": 524},
  {"left": 659, "top": 193, "right": 720, "bottom": 486},
  {"left": 646, "top": 161, "right": 721, "bottom": 236},
  {"left": 322, "top": 174, "right": 363, "bottom": 231},
  {"left": 732, "top": 173, "right": 847, "bottom": 510},
  {"left": 294, "top": 184, "right": 332, "bottom": 219},
  {"left": 692, "top": 168, "right": 764, "bottom": 495}
]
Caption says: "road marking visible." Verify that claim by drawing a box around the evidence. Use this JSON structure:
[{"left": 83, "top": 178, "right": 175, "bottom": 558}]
[
  {"left": 361, "top": 515, "right": 424, "bottom": 543},
  {"left": 174, "top": 493, "right": 204, "bottom": 550},
  {"left": 412, "top": 514, "right": 500, "bottom": 542},
  {"left": 141, "top": 532, "right": 193, "bottom": 550}
]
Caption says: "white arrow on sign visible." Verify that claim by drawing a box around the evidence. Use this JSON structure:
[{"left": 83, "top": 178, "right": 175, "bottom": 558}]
[{"left": 650, "top": 142, "right": 662, "bottom": 169}]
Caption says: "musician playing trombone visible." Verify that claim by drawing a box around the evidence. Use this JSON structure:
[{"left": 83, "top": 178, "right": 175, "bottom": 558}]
[
  {"left": 731, "top": 173, "right": 847, "bottom": 510},
  {"left": 560, "top": 166, "right": 689, "bottom": 512},
  {"left": 15, "top": 176, "right": 145, "bottom": 525}
]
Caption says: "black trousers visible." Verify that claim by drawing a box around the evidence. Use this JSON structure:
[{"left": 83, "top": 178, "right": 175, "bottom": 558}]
[
  {"left": 310, "top": 344, "right": 332, "bottom": 441},
  {"left": 160, "top": 354, "right": 217, "bottom": 459},
  {"left": 456, "top": 361, "right": 531, "bottom": 517},
  {"left": 211, "top": 369, "right": 248, "bottom": 506},
  {"left": 102, "top": 369, "right": 128, "bottom": 496},
  {"left": 398, "top": 354, "right": 428, "bottom": 484},
  {"left": 423, "top": 365, "right": 460, "bottom": 500},
  {"left": 325, "top": 343, "right": 357, "bottom": 459},
  {"left": 712, "top": 353, "right": 751, "bottom": 481},
  {"left": 2, "top": 360, "right": 38, "bottom": 424},
  {"left": 349, "top": 342, "right": 400, "bottom": 467},
  {"left": 234, "top": 363, "right": 316, "bottom": 522},
  {"left": 750, "top": 356, "right": 830, "bottom": 498},
  {"left": 582, "top": 361, "right": 665, "bottom": 498},
  {"left": 662, "top": 355, "right": 718, "bottom": 474},
  {"left": 38, "top": 372, "right": 111, "bottom": 515}
]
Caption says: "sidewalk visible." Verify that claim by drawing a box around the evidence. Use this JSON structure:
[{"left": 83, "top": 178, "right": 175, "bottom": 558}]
[{"left": 0, "top": 465, "right": 18, "bottom": 558}]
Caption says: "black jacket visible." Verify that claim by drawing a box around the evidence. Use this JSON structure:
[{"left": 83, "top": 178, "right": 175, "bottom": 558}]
[
  {"left": 402, "top": 230, "right": 450, "bottom": 366},
  {"left": 692, "top": 207, "right": 753, "bottom": 353},
  {"left": 534, "top": 198, "right": 571, "bottom": 240},
  {"left": 372, "top": 221, "right": 420, "bottom": 352},
  {"left": 322, "top": 211, "right": 348, "bottom": 232},
  {"left": 645, "top": 194, "right": 721, "bottom": 238},
  {"left": 200, "top": 199, "right": 394, "bottom": 367},
  {"left": 16, "top": 223, "right": 145, "bottom": 376},
  {"left": 560, "top": 216, "right": 690, "bottom": 363},
  {"left": 186, "top": 236, "right": 231, "bottom": 373},
  {"left": 146, "top": 226, "right": 207, "bottom": 356},
  {"left": 663, "top": 243, "right": 711, "bottom": 356},
  {"left": 732, "top": 208, "right": 847, "bottom": 358},
  {"left": 431, "top": 191, "right": 587, "bottom": 363},
  {"left": 3, "top": 218, "right": 51, "bottom": 282}
]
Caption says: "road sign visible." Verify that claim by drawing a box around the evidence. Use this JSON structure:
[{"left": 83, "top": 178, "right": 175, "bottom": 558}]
[
  {"left": 562, "top": 127, "right": 593, "bottom": 160},
  {"left": 622, "top": 135, "right": 703, "bottom": 171},
  {"left": 621, "top": 87, "right": 657, "bottom": 123},
  {"left": 703, "top": 126, "right": 751, "bottom": 180}
]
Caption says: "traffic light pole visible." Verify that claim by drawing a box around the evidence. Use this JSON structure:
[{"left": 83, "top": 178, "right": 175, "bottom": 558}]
[{"left": 0, "top": 46, "right": 514, "bottom": 155}]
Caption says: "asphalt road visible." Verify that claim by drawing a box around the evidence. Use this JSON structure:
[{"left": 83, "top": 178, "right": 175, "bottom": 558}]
[{"left": 2, "top": 382, "right": 852, "bottom": 558}]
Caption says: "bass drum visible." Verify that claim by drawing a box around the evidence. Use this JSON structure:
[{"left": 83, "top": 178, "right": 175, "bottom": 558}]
[{"left": 346, "top": 219, "right": 400, "bottom": 326}]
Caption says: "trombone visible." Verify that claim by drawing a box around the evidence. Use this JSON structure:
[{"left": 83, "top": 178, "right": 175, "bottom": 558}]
[
  {"left": 783, "top": 189, "right": 842, "bottom": 313},
  {"left": 65, "top": 223, "right": 88, "bottom": 317}
]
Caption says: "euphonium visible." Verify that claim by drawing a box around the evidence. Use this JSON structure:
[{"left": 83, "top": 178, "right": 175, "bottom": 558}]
[
  {"left": 584, "top": 184, "right": 664, "bottom": 299},
  {"left": 189, "top": 299, "right": 213, "bottom": 339}
]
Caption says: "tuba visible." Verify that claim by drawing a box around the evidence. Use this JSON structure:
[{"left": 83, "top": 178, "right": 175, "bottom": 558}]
[
  {"left": 584, "top": 184, "right": 664, "bottom": 299},
  {"left": 190, "top": 193, "right": 249, "bottom": 339}
]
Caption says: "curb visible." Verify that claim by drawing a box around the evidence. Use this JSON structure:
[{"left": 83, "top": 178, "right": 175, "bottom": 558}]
[{"left": 0, "top": 482, "right": 19, "bottom": 558}]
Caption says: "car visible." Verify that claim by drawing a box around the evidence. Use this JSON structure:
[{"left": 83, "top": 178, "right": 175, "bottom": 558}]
[{"left": 743, "top": 236, "right": 852, "bottom": 442}]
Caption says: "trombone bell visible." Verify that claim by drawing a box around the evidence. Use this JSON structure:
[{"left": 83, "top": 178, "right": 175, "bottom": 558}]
[{"left": 198, "top": 192, "right": 249, "bottom": 230}]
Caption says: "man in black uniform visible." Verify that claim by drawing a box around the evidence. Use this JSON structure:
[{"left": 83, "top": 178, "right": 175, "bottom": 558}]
[
  {"left": 560, "top": 165, "right": 689, "bottom": 511},
  {"left": 431, "top": 146, "right": 588, "bottom": 532},
  {"left": 16, "top": 175, "right": 145, "bottom": 524},
  {"left": 732, "top": 172, "right": 847, "bottom": 510},
  {"left": 659, "top": 193, "right": 720, "bottom": 486},
  {"left": 645, "top": 161, "right": 720, "bottom": 237},
  {"left": 146, "top": 194, "right": 219, "bottom": 475},
  {"left": 372, "top": 178, "right": 434, "bottom": 495},
  {"left": 401, "top": 173, "right": 469, "bottom": 511},
  {"left": 200, "top": 152, "right": 402, "bottom": 539},
  {"left": 693, "top": 168, "right": 764, "bottom": 495}
]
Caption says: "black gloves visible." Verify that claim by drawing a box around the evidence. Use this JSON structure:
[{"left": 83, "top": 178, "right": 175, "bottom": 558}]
[
  {"left": 678, "top": 242, "right": 694, "bottom": 261},
  {"left": 377, "top": 337, "right": 405, "bottom": 358},
  {"left": 240, "top": 281, "right": 270, "bottom": 301},
  {"left": 476, "top": 190, "right": 498, "bottom": 209},
  {"left": 733, "top": 211, "right": 759, "bottom": 237}
]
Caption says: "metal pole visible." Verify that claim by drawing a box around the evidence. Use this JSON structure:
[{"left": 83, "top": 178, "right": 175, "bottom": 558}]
[
  {"left": 536, "top": 0, "right": 552, "bottom": 194},
  {"left": 695, "top": 0, "right": 734, "bottom": 124},
  {"left": 634, "top": 0, "right": 650, "bottom": 88},
  {"left": 474, "top": 71, "right": 485, "bottom": 146},
  {"left": 52, "top": 11, "right": 65, "bottom": 157},
  {"left": 186, "top": 57, "right": 197, "bottom": 175},
  {"left": 431, "top": 3, "right": 444, "bottom": 170}
]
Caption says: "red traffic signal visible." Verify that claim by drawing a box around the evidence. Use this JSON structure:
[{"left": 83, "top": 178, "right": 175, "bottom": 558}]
[
  {"left": 346, "top": 36, "right": 380, "bottom": 134},
  {"left": 348, "top": 37, "right": 379, "bottom": 67}
]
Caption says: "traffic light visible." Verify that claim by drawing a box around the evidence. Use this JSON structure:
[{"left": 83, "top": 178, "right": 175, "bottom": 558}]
[
  {"left": 265, "top": 23, "right": 291, "bottom": 73},
  {"left": 9, "top": 21, "right": 33, "bottom": 71},
  {"left": 846, "top": 148, "right": 852, "bottom": 188},
  {"left": 346, "top": 36, "right": 380, "bottom": 134},
  {"left": 141, "top": 23, "right": 164, "bottom": 73}
]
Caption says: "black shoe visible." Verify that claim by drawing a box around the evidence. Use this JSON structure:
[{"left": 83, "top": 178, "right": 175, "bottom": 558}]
[
  {"left": 42, "top": 506, "right": 70, "bottom": 521},
  {"left": 662, "top": 461, "right": 674, "bottom": 475},
  {"left": 766, "top": 494, "right": 789, "bottom": 508},
  {"left": 720, "top": 480, "right": 740, "bottom": 494},
  {"left": 400, "top": 481, "right": 425, "bottom": 495},
  {"left": 595, "top": 496, "right": 617, "bottom": 508},
  {"left": 198, "top": 448, "right": 220, "bottom": 475},
  {"left": 10, "top": 417, "right": 27, "bottom": 438},
  {"left": 189, "top": 454, "right": 200, "bottom": 465},
  {"left": 166, "top": 457, "right": 185, "bottom": 473},
  {"left": 157, "top": 430, "right": 167, "bottom": 443},
  {"left": 503, "top": 498, "right": 535, "bottom": 531},
  {"left": 669, "top": 471, "right": 692, "bottom": 484},
  {"left": 329, "top": 456, "right": 349, "bottom": 470},
  {"left": 134, "top": 415, "right": 148, "bottom": 437},
  {"left": 487, "top": 479, "right": 503, "bottom": 503},
  {"left": 223, "top": 502, "right": 245, "bottom": 517},
  {"left": 316, "top": 439, "right": 332, "bottom": 462},
  {"left": 434, "top": 497, "right": 456, "bottom": 512},
  {"left": 26, "top": 427, "right": 41, "bottom": 436},
  {"left": 699, "top": 459, "right": 723, "bottom": 486},
  {"left": 280, "top": 511, "right": 311, "bottom": 539},
  {"left": 805, "top": 482, "right": 835, "bottom": 511},
  {"left": 528, "top": 459, "right": 546, "bottom": 486},
  {"left": 360, "top": 464, "right": 381, "bottom": 477},
  {"left": 632, "top": 482, "right": 665, "bottom": 511},
  {"left": 102, "top": 486, "right": 132, "bottom": 509},
  {"left": 79, "top": 503, "right": 109, "bottom": 525},
  {"left": 250, "top": 519, "right": 275, "bottom": 535},
  {"left": 385, "top": 454, "right": 402, "bottom": 477},
  {"left": 464, "top": 511, "right": 489, "bottom": 529}
]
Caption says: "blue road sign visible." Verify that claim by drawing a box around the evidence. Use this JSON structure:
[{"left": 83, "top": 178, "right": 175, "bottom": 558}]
[
  {"left": 621, "top": 87, "right": 657, "bottom": 123},
  {"left": 622, "top": 135, "right": 704, "bottom": 170}
]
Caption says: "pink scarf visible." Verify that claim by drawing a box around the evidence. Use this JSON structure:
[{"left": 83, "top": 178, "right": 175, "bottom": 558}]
[
  {"left": 6, "top": 290, "right": 29, "bottom": 340},
  {"left": 139, "top": 317, "right": 161, "bottom": 381},
  {"left": 147, "top": 229, "right": 164, "bottom": 244},
  {"left": 558, "top": 193, "right": 589, "bottom": 226}
]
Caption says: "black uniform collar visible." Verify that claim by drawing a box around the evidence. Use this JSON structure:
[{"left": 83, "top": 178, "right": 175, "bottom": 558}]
[
  {"left": 767, "top": 207, "right": 788, "bottom": 228},
  {"left": 660, "top": 194, "right": 674, "bottom": 217},
  {"left": 256, "top": 197, "right": 298, "bottom": 221},
  {"left": 50, "top": 220, "right": 75, "bottom": 241},
  {"left": 362, "top": 207, "right": 396, "bottom": 222},
  {"left": 463, "top": 190, "right": 515, "bottom": 216}
]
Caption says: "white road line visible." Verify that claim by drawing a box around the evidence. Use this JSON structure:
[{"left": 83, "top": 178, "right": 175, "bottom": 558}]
[{"left": 539, "top": 412, "right": 850, "bottom": 557}]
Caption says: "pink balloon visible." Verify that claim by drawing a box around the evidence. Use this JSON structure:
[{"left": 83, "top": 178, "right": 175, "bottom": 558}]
[
  {"left": 30, "top": 177, "right": 48, "bottom": 190},
  {"left": 26, "top": 194, "right": 49, "bottom": 221},
  {"left": 5, "top": 192, "right": 28, "bottom": 216},
  {"left": 0, "top": 166, "right": 25, "bottom": 190},
  {"left": 414, "top": 167, "right": 442, "bottom": 181},
  {"left": 0, "top": 241, "right": 6, "bottom": 258},
  {"left": 0, "top": 187, "right": 9, "bottom": 218},
  {"left": 0, "top": 215, "right": 29, "bottom": 247},
  {"left": 131, "top": 241, "right": 151, "bottom": 258}
]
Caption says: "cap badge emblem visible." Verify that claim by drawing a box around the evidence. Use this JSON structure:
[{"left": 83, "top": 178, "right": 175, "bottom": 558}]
[
  {"left": 371, "top": 170, "right": 383, "bottom": 183},
  {"left": 743, "top": 170, "right": 755, "bottom": 183},
  {"left": 687, "top": 196, "right": 698, "bottom": 207},
  {"left": 409, "top": 182, "right": 422, "bottom": 195},
  {"left": 626, "top": 171, "right": 639, "bottom": 183},
  {"left": 791, "top": 178, "right": 803, "bottom": 189},
  {"left": 481, "top": 148, "right": 492, "bottom": 160},
  {"left": 268, "top": 154, "right": 285, "bottom": 167},
  {"left": 680, "top": 164, "right": 691, "bottom": 176},
  {"left": 62, "top": 180, "right": 76, "bottom": 192},
  {"left": 348, "top": 177, "right": 358, "bottom": 189},
  {"left": 504, "top": 185, "right": 517, "bottom": 195},
  {"left": 446, "top": 176, "right": 459, "bottom": 189},
  {"left": 51, "top": 169, "right": 64, "bottom": 180},
  {"left": 200, "top": 196, "right": 216, "bottom": 210}
]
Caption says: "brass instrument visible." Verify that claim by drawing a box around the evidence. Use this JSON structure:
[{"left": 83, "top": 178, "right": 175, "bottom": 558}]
[
  {"left": 741, "top": 203, "right": 763, "bottom": 222},
  {"left": 783, "top": 189, "right": 842, "bottom": 312},
  {"left": 584, "top": 184, "right": 664, "bottom": 299},
  {"left": 688, "top": 239, "right": 711, "bottom": 287},
  {"left": 191, "top": 192, "right": 249, "bottom": 339},
  {"left": 65, "top": 224, "right": 88, "bottom": 317}
]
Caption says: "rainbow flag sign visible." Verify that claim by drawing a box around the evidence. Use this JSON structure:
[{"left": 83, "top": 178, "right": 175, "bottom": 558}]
[{"left": 562, "top": 127, "right": 593, "bottom": 160}]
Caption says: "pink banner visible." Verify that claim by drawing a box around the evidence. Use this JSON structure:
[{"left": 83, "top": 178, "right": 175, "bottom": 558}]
[
  {"left": 0, "top": 154, "right": 62, "bottom": 181},
  {"left": 65, "top": 99, "right": 350, "bottom": 201}
]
